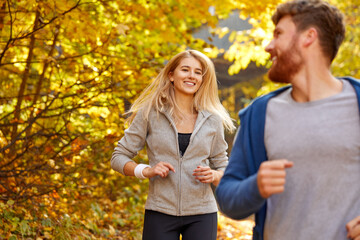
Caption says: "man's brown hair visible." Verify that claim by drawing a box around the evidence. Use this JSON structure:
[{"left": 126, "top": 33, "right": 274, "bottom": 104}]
[{"left": 272, "top": 0, "right": 345, "bottom": 63}]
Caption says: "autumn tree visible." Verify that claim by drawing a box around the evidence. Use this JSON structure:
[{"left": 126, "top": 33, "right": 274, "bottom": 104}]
[
  {"left": 223, "top": 0, "right": 360, "bottom": 95},
  {"left": 0, "top": 0, "right": 240, "bottom": 238},
  {"left": 0, "top": 0, "right": 359, "bottom": 238},
  {"left": 213, "top": 0, "right": 360, "bottom": 120}
]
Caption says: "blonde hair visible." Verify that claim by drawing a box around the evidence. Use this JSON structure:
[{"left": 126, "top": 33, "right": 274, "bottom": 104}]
[{"left": 126, "top": 49, "right": 235, "bottom": 132}]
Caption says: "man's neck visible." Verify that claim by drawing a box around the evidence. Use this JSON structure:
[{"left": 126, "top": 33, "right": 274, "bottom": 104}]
[{"left": 290, "top": 67, "right": 343, "bottom": 103}]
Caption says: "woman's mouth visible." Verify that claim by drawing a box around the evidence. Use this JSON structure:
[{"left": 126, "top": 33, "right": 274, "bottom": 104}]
[{"left": 184, "top": 81, "right": 195, "bottom": 86}]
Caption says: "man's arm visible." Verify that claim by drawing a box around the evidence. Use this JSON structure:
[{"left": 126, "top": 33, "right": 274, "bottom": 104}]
[
  {"left": 347, "top": 216, "right": 360, "bottom": 240},
  {"left": 257, "top": 159, "right": 293, "bottom": 198},
  {"left": 215, "top": 128, "right": 266, "bottom": 220},
  {"left": 215, "top": 128, "right": 293, "bottom": 220}
]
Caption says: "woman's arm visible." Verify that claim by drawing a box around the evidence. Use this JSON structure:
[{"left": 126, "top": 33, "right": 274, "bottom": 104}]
[
  {"left": 123, "top": 161, "right": 175, "bottom": 178},
  {"left": 123, "top": 161, "right": 137, "bottom": 176},
  {"left": 192, "top": 167, "right": 223, "bottom": 186},
  {"left": 110, "top": 110, "right": 148, "bottom": 175},
  {"left": 192, "top": 116, "right": 228, "bottom": 186}
]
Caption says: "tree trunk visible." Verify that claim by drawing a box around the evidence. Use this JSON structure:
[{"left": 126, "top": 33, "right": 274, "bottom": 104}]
[
  {"left": 0, "top": 1, "right": 6, "bottom": 33},
  {"left": 10, "top": 10, "right": 40, "bottom": 154},
  {"left": 26, "top": 25, "right": 60, "bottom": 137}
]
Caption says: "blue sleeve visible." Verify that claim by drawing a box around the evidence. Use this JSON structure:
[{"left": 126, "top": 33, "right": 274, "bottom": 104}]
[{"left": 215, "top": 126, "right": 266, "bottom": 220}]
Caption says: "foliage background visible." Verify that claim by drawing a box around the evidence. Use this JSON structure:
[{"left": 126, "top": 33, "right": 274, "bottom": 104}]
[{"left": 0, "top": 0, "right": 359, "bottom": 239}]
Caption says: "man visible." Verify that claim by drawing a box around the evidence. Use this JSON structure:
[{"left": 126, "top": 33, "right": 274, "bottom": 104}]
[{"left": 215, "top": 0, "right": 360, "bottom": 239}]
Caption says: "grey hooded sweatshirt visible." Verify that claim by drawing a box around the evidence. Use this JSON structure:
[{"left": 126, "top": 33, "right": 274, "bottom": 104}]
[{"left": 111, "top": 107, "right": 228, "bottom": 216}]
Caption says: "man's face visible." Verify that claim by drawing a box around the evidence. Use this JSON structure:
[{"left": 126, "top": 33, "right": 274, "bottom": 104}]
[{"left": 265, "top": 15, "right": 304, "bottom": 83}]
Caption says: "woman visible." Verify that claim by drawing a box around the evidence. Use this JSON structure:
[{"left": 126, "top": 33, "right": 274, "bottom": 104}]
[{"left": 111, "top": 49, "right": 235, "bottom": 240}]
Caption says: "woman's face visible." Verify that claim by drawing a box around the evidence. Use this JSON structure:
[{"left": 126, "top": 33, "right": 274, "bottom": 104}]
[{"left": 169, "top": 57, "right": 203, "bottom": 98}]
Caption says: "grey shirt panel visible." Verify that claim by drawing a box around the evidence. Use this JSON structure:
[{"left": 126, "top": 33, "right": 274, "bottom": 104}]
[{"left": 264, "top": 80, "right": 360, "bottom": 240}]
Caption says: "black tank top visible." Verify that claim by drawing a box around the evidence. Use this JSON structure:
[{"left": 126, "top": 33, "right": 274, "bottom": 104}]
[{"left": 178, "top": 133, "right": 191, "bottom": 156}]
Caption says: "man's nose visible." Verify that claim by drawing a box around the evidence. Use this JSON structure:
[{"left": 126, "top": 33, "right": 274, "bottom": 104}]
[{"left": 265, "top": 39, "right": 274, "bottom": 53}]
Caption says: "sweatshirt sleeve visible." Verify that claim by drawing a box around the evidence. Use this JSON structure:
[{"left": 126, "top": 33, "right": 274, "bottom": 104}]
[
  {"left": 110, "top": 109, "right": 148, "bottom": 175},
  {"left": 208, "top": 116, "right": 229, "bottom": 171},
  {"left": 215, "top": 126, "right": 266, "bottom": 220}
]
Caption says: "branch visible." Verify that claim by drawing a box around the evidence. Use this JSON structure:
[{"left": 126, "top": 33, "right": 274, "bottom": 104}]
[
  {"left": 0, "top": 1, "right": 6, "bottom": 32},
  {"left": 0, "top": 0, "right": 81, "bottom": 65},
  {"left": 0, "top": 0, "right": 13, "bottom": 64},
  {"left": 9, "top": 10, "right": 40, "bottom": 152},
  {"left": 26, "top": 25, "right": 60, "bottom": 136},
  {"left": 15, "top": 0, "right": 81, "bottom": 41},
  {"left": 2, "top": 91, "right": 58, "bottom": 154}
]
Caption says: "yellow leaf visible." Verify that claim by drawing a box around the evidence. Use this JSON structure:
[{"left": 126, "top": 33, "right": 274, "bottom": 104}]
[
  {"left": 116, "top": 24, "right": 129, "bottom": 35},
  {"left": 109, "top": 225, "right": 116, "bottom": 235}
]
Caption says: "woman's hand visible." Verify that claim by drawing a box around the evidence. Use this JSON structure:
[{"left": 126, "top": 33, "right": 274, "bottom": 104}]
[
  {"left": 143, "top": 162, "right": 175, "bottom": 178},
  {"left": 192, "top": 166, "right": 223, "bottom": 186}
]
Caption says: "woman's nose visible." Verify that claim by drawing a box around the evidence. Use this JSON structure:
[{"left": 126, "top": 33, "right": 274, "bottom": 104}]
[{"left": 189, "top": 71, "right": 195, "bottom": 79}]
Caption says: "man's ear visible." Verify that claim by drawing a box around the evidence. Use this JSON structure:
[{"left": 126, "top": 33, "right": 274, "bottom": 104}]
[{"left": 303, "top": 27, "right": 318, "bottom": 47}]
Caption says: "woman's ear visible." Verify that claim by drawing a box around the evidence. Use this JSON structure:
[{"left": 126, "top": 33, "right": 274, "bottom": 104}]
[{"left": 168, "top": 72, "right": 173, "bottom": 82}]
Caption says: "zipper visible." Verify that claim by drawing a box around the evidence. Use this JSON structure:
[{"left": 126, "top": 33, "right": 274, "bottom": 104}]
[
  {"left": 165, "top": 114, "right": 182, "bottom": 216},
  {"left": 162, "top": 110, "right": 211, "bottom": 216},
  {"left": 178, "top": 155, "right": 183, "bottom": 216},
  {"left": 163, "top": 112, "right": 182, "bottom": 216}
]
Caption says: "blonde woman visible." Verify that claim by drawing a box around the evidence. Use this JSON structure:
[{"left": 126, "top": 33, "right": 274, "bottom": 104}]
[{"left": 111, "top": 50, "right": 234, "bottom": 240}]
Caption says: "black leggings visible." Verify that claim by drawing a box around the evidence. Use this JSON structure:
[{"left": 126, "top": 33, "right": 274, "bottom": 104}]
[{"left": 142, "top": 210, "right": 217, "bottom": 240}]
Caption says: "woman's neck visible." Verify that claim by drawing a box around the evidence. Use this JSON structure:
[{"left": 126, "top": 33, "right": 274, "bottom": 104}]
[
  {"left": 174, "top": 93, "right": 195, "bottom": 114},
  {"left": 174, "top": 94, "right": 198, "bottom": 133}
]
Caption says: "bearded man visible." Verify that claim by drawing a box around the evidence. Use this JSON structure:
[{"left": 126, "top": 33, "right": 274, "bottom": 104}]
[{"left": 216, "top": 0, "right": 360, "bottom": 240}]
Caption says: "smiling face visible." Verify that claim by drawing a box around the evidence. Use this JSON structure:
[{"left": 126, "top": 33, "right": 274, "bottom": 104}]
[
  {"left": 265, "top": 15, "right": 304, "bottom": 83},
  {"left": 169, "top": 56, "right": 203, "bottom": 98}
]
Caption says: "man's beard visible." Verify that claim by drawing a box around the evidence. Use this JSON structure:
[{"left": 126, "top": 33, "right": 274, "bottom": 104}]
[{"left": 268, "top": 37, "right": 303, "bottom": 84}]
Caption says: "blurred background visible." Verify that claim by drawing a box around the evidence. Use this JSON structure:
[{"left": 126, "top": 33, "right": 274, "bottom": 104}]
[{"left": 0, "top": 0, "right": 359, "bottom": 239}]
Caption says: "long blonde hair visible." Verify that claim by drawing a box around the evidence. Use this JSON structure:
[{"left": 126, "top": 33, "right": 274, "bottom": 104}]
[{"left": 126, "top": 50, "right": 235, "bottom": 132}]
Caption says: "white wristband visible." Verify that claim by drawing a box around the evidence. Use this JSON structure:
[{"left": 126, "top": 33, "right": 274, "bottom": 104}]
[{"left": 134, "top": 164, "right": 151, "bottom": 179}]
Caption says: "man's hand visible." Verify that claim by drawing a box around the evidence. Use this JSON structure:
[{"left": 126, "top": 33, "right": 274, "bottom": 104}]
[
  {"left": 143, "top": 162, "right": 175, "bottom": 178},
  {"left": 347, "top": 216, "right": 360, "bottom": 240},
  {"left": 257, "top": 159, "right": 293, "bottom": 198}
]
